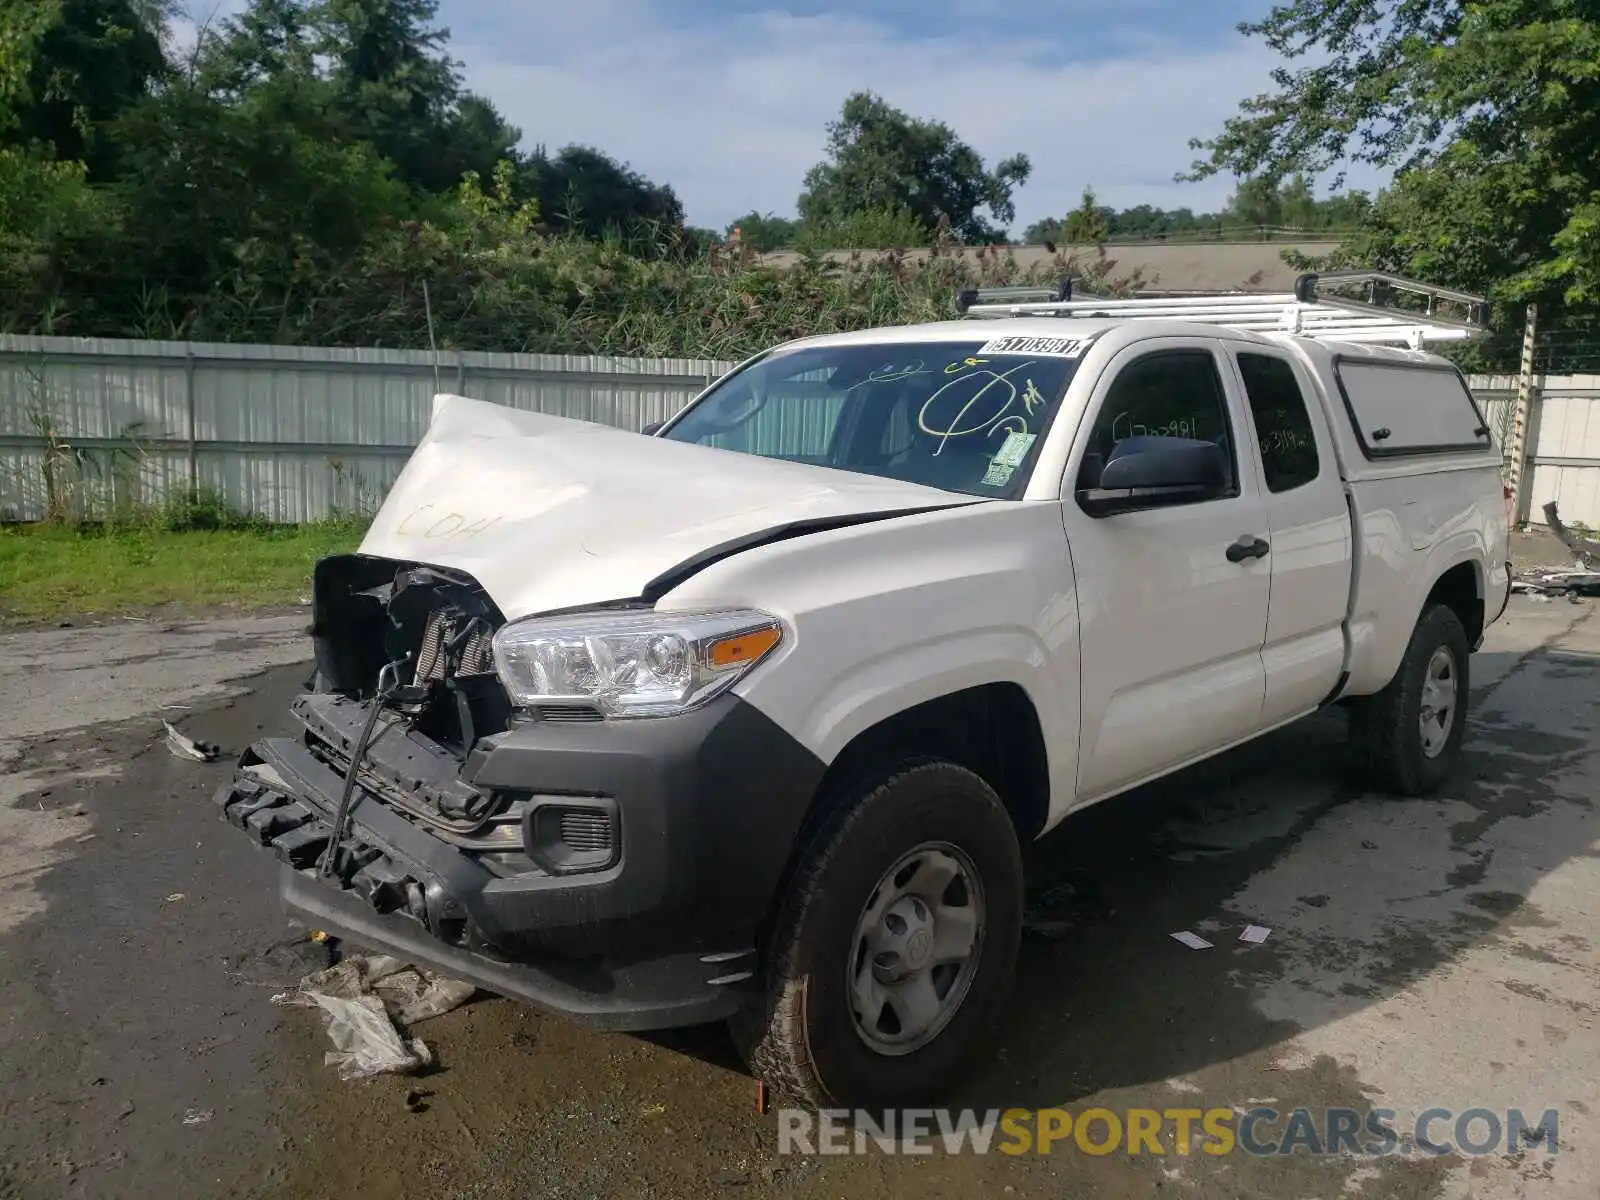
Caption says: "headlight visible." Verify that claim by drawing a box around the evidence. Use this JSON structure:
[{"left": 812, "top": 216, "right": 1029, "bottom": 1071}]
[{"left": 491, "top": 608, "right": 784, "bottom": 717}]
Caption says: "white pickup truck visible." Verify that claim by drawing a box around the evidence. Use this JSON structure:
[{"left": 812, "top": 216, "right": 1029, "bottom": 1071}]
[{"left": 217, "top": 272, "right": 1512, "bottom": 1109}]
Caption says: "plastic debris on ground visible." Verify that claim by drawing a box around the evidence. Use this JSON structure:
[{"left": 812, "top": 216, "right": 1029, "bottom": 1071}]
[
  {"left": 162, "top": 719, "right": 220, "bottom": 762},
  {"left": 1239, "top": 925, "right": 1272, "bottom": 945},
  {"left": 1511, "top": 566, "right": 1600, "bottom": 598},
  {"left": 240, "top": 762, "right": 289, "bottom": 791},
  {"left": 271, "top": 954, "right": 476, "bottom": 1081},
  {"left": 1170, "top": 931, "right": 1213, "bottom": 950},
  {"left": 1510, "top": 503, "right": 1600, "bottom": 597}
]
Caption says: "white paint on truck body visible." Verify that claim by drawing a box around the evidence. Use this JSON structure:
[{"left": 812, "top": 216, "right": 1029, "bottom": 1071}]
[{"left": 355, "top": 314, "right": 1511, "bottom": 837}]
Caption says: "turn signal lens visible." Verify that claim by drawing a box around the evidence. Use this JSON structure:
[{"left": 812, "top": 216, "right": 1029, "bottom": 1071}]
[{"left": 708, "top": 626, "right": 782, "bottom": 668}]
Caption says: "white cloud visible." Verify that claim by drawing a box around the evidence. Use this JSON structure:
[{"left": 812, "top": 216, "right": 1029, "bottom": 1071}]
[
  {"left": 170, "top": 0, "right": 1385, "bottom": 234},
  {"left": 456, "top": 3, "right": 1341, "bottom": 233}
]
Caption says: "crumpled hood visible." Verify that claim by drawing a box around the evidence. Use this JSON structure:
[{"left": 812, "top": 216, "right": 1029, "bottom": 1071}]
[{"left": 358, "top": 393, "right": 975, "bottom": 620}]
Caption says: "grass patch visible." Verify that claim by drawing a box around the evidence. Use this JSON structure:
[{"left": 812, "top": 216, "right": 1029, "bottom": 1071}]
[{"left": 0, "top": 519, "right": 367, "bottom": 624}]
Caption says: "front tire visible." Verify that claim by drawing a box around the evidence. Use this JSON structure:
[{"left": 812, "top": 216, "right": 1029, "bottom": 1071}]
[
  {"left": 1349, "top": 603, "right": 1471, "bottom": 796},
  {"left": 732, "top": 760, "right": 1023, "bottom": 1109}
]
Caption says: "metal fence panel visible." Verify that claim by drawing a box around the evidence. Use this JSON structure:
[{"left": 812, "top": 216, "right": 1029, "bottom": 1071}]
[
  {"left": 1525, "top": 376, "right": 1600, "bottom": 530},
  {"left": 0, "top": 334, "right": 731, "bottom": 523}
]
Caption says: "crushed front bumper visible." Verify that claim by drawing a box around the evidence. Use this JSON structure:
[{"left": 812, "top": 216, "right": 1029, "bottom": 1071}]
[{"left": 216, "top": 690, "right": 825, "bottom": 1032}]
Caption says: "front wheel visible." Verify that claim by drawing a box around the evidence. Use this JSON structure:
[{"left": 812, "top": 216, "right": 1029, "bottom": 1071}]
[
  {"left": 731, "top": 760, "right": 1024, "bottom": 1109},
  {"left": 1349, "top": 603, "right": 1471, "bottom": 796}
]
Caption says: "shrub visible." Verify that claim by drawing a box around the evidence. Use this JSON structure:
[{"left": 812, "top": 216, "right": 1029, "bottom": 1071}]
[{"left": 149, "top": 486, "right": 262, "bottom": 533}]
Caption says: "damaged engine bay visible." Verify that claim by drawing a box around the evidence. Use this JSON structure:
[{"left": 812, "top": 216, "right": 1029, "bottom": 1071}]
[
  {"left": 308, "top": 553, "right": 511, "bottom": 750},
  {"left": 298, "top": 554, "right": 525, "bottom": 853}
]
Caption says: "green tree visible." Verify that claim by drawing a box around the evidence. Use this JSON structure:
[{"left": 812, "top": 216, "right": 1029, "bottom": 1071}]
[
  {"left": 1185, "top": 0, "right": 1600, "bottom": 304},
  {"left": 1226, "top": 176, "right": 1281, "bottom": 228},
  {"left": 197, "top": 0, "right": 321, "bottom": 100},
  {"left": 797, "top": 91, "right": 1030, "bottom": 244},
  {"left": 2, "top": 0, "right": 165, "bottom": 178},
  {"left": 84, "top": 84, "right": 407, "bottom": 338},
  {"left": 1022, "top": 216, "right": 1062, "bottom": 244},
  {"left": 522, "top": 143, "right": 684, "bottom": 242},
  {"left": 1109, "top": 204, "right": 1169, "bottom": 239},
  {"left": 435, "top": 94, "right": 520, "bottom": 193},
  {"left": 1063, "top": 187, "right": 1111, "bottom": 244},
  {"left": 199, "top": 0, "right": 518, "bottom": 195},
  {"left": 726, "top": 211, "right": 798, "bottom": 251},
  {"left": 1022, "top": 183, "right": 1364, "bottom": 245},
  {"left": 314, "top": 0, "right": 460, "bottom": 190},
  {"left": 1026, "top": 189, "right": 1111, "bottom": 245}
]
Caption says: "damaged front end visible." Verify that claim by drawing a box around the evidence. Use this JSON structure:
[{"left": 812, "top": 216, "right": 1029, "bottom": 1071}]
[
  {"left": 218, "top": 554, "right": 567, "bottom": 937},
  {"left": 216, "top": 553, "right": 763, "bottom": 1030}
]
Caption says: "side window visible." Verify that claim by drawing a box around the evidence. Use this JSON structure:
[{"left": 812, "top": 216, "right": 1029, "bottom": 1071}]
[
  {"left": 1077, "top": 348, "right": 1238, "bottom": 497},
  {"left": 1236, "top": 352, "right": 1322, "bottom": 492},
  {"left": 1335, "top": 362, "right": 1490, "bottom": 456}
]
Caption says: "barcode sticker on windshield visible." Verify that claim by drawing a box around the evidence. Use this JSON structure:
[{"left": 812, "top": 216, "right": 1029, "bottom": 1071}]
[
  {"left": 981, "top": 460, "right": 1016, "bottom": 487},
  {"left": 977, "top": 335, "right": 1082, "bottom": 358},
  {"left": 991, "top": 430, "right": 1036, "bottom": 468}
]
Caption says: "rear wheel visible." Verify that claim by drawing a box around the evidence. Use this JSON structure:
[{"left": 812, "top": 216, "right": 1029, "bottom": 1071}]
[
  {"left": 731, "top": 759, "right": 1023, "bottom": 1109},
  {"left": 1349, "top": 603, "right": 1471, "bottom": 796}
]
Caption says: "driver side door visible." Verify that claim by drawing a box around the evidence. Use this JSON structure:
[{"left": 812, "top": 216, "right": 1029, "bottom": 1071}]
[{"left": 1062, "top": 339, "right": 1273, "bottom": 803}]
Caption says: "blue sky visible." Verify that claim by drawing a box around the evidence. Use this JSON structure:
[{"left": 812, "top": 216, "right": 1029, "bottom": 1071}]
[{"left": 186, "top": 0, "right": 1371, "bottom": 234}]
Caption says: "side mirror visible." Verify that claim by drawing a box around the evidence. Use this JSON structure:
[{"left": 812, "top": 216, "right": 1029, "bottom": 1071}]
[
  {"left": 640, "top": 421, "right": 664, "bottom": 436},
  {"left": 1077, "top": 435, "right": 1227, "bottom": 516}
]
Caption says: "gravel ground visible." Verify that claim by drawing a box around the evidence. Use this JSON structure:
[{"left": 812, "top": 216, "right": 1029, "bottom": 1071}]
[{"left": 0, "top": 590, "right": 1596, "bottom": 1199}]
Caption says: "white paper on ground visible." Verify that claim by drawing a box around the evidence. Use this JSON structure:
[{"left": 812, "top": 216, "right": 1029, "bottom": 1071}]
[
  {"left": 271, "top": 954, "right": 475, "bottom": 1081},
  {"left": 1240, "top": 925, "right": 1272, "bottom": 944},
  {"left": 1170, "top": 931, "right": 1213, "bottom": 950}
]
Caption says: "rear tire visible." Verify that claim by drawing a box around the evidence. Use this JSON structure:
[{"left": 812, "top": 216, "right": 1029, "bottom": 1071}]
[
  {"left": 731, "top": 759, "right": 1023, "bottom": 1110},
  {"left": 1349, "top": 603, "right": 1470, "bottom": 796}
]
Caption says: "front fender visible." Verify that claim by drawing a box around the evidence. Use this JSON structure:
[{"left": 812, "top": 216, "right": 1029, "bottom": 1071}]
[
  {"left": 656, "top": 501, "right": 1083, "bottom": 826},
  {"left": 758, "top": 624, "right": 1055, "bottom": 764}
]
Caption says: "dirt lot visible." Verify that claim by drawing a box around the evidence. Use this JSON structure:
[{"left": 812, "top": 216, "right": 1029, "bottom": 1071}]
[{"left": 1, "top": 581, "right": 1597, "bottom": 1199}]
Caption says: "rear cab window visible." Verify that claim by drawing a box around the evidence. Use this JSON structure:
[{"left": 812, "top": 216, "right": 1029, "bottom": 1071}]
[
  {"left": 1334, "top": 361, "right": 1492, "bottom": 458},
  {"left": 1235, "top": 352, "right": 1322, "bottom": 492}
]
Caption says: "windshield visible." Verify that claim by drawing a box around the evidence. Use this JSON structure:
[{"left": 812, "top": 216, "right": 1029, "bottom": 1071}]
[{"left": 659, "top": 337, "right": 1084, "bottom": 498}]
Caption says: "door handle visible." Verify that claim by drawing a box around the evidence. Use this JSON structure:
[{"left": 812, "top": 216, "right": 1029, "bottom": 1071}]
[{"left": 1226, "top": 535, "right": 1270, "bottom": 563}]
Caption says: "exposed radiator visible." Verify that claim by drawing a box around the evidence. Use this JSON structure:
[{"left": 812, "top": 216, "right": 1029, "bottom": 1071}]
[{"left": 413, "top": 610, "right": 495, "bottom": 684}]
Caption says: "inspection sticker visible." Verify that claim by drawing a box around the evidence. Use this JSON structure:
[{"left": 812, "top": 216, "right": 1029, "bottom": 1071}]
[
  {"left": 977, "top": 335, "right": 1082, "bottom": 357},
  {"left": 991, "top": 430, "right": 1037, "bottom": 467},
  {"left": 981, "top": 431, "right": 1037, "bottom": 487}
]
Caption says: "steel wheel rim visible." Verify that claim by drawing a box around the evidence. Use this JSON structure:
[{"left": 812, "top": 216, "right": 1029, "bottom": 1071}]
[
  {"left": 846, "top": 840, "right": 986, "bottom": 1057},
  {"left": 1420, "top": 645, "right": 1458, "bottom": 758}
]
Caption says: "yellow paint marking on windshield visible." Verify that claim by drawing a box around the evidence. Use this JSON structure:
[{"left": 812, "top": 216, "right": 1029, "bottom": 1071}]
[
  {"left": 1021, "top": 379, "right": 1045, "bottom": 415},
  {"left": 917, "top": 360, "right": 1038, "bottom": 455},
  {"left": 944, "top": 356, "right": 990, "bottom": 374},
  {"left": 867, "top": 361, "right": 926, "bottom": 383}
]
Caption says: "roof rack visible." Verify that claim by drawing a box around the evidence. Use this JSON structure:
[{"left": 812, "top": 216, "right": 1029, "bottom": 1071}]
[
  {"left": 952, "top": 270, "right": 1490, "bottom": 348},
  {"left": 953, "top": 278, "right": 1075, "bottom": 312}
]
